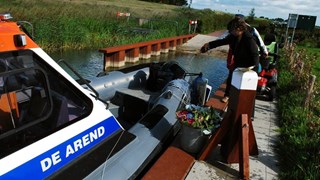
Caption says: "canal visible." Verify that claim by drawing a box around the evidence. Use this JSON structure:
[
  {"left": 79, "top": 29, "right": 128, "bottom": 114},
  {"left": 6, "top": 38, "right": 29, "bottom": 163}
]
[{"left": 49, "top": 50, "right": 228, "bottom": 93}]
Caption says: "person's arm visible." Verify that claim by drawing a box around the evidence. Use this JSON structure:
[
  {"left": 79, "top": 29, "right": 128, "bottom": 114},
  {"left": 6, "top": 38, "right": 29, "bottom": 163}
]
[
  {"left": 248, "top": 36, "right": 260, "bottom": 70},
  {"left": 200, "top": 35, "right": 231, "bottom": 53},
  {"left": 208, "top": 37, "right": 230, "bottom": 49},
  {"left": 252, "top": 28, "right": 268, "bottom": 55}
]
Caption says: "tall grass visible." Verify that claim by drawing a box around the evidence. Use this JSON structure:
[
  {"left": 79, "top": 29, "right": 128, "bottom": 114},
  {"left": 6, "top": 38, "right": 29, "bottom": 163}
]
[
  {"left": 0, "top": 0, "right": 231, "bottom": 53},
  {"left": 1, "top": 0, "right": 179, "bottom": 51},
  {"left": 303, "top": 47, "right": 320, "bottom": 82},
  {"left": 277, "top": 45, "right": 320, "bottom": 180}
]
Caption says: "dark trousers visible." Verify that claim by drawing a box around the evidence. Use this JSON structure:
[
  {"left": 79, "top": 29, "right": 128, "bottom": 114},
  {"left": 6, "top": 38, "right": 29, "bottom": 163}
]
[{"left": 224, "top": 69, "right": 233, "bottom": 97}]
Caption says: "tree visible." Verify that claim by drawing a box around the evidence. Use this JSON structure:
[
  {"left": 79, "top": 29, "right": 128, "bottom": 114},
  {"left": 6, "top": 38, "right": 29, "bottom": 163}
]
[
  {"left": 189, "top": 0, "right": 192, "bottom": 8},
  {"left": 248, "top": 8, "right": 255, "bottom": 22}
]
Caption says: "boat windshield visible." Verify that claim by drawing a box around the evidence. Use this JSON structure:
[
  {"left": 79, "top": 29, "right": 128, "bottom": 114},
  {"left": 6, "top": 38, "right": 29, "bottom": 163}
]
[{"left": 0, "top": 50, "right": 92, "bottom": 158}]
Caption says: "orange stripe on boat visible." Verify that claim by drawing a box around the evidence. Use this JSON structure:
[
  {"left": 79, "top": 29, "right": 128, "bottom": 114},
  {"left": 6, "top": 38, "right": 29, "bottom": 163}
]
[{"left": 0, "top": 21, "right": 39, "bottom": 52}]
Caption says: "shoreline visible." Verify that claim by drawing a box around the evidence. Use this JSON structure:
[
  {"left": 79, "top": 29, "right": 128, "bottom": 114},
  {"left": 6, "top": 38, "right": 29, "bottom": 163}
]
[{"left": 177, "top": 31, "right": 229, "bottom": 59}]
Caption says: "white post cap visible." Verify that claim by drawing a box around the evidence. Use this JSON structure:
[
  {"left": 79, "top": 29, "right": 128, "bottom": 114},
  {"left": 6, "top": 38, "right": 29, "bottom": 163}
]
[{"left": 231, "top": 68, "right": 258, "bottom": 90}]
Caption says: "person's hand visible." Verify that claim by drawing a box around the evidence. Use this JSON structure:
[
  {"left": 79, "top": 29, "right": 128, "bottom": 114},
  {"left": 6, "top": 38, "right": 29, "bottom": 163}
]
[{"left": 200, "top": 43, "right": 209, "bottom": 53}]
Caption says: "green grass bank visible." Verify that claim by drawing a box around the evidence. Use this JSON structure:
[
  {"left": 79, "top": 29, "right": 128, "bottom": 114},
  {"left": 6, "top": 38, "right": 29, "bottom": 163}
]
[{"left": 0, "top": 0, "right": 235, "bottom": 52}]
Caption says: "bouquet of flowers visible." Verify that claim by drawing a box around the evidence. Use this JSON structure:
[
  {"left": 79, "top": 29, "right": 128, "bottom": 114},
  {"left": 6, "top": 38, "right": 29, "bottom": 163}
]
[{"left": 176, "top": 104, "right": 221, "bottom": 134}]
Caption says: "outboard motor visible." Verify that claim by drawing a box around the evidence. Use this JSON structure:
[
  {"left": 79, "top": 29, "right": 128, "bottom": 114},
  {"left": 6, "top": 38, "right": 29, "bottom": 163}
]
[
  {"left": 147, "top": 61, "right": 186, "bottom": 92},
  {"left": 191, "top": 73, "right": 208, "bottom": 106}
]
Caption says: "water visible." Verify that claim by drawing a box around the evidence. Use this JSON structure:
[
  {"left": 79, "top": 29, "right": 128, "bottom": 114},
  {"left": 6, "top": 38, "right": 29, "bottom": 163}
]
[
  {"left": 50, "top": 49, "right": 105, "bottom": 78},
  {"left": 49, "top": 50, "right": 228, "bottom": 92}
]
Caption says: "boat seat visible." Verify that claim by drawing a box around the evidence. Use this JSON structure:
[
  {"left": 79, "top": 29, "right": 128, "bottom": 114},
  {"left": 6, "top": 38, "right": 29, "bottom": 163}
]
[
  {"left": 114, "top": 88, "right": 158, "bottom": 102},
  {"left": 139, "top": 104, "right": 168, "bottom": 129},
  {"left": 18, "top": 70, "right": 38, "bottom": 87},
  {"left": 43, "top": 91, "right": 69, "bottom": 129},
  {"left": 128, "top": 70, "right": 147, "bottom": 89},
  {"left": 111, "top": 90, "right": 148, "bottom": 125},
  {"left": 4, "top": 75, "right": 21, "bottom": 92},
  {"left": 18, "top": 86, "right": 49, "bottom": 126}
]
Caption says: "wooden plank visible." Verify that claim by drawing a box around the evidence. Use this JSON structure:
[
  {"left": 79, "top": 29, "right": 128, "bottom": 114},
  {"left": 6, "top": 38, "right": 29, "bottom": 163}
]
[
  {"left": 142, "top": 146, "right": 195, "bottom": 180},
  {"left": 240, "top": 114, "right": 250, "bottom": 179},
  {"left": 205, "top": 83, "right": 228, "bottom": 114},
  {"left": 198, "top": 112, "right": 231, "bottom": 160}
]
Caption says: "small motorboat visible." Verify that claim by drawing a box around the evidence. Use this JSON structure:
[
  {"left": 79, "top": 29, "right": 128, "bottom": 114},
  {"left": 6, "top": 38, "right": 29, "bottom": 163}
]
[{"left": 0, "top": 14, "right": 210, "bottom": 179}]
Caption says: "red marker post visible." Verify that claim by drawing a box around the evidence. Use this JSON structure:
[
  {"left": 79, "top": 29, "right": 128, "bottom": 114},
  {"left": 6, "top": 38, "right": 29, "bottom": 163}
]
[
  {"left": 116, "top": 12, "right": 131, "bottom": 22},
  {"left": 188, "top": 20, "right": 197, "bottom": 34}
]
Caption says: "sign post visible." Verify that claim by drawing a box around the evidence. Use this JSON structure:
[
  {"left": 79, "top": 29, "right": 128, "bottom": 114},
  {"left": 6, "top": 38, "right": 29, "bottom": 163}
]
[
  {"left": 116, "top": 12, "right": 131, "bottom": 22},
  {"left": 188, "top": 20, "right": 197, "bottom": 34},
  {"left": 285, "top": 13, "right": 299, "bottom": 46}
]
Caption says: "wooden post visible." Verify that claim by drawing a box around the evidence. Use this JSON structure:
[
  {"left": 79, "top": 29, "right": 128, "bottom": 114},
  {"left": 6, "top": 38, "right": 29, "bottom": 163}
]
[
  {"left": 151, "top": 43, "right": 161, "bottom": 56},
  {"left": 240, "top": 114, "right": 250, "bottom": 179},
  {"left": 199, "top": 69, "right": 259, "bottom": 162},
  {"left": 125, "top": 48, "right": 140, "bottom": 63},
  {"left": 304, "top": 75, "right": 316, "bottom": 108},
  {"left": 160, "top": 41, "right": 169, "bottom": 53},
  {"left": 140, "top": 45, "right": 151, "bottom": 59},
  {"left": 169, "top": 40, "right": 176, "bottom": 51},
  {"left": 220, "top": 68, "right": 259, "bottom": 163}
]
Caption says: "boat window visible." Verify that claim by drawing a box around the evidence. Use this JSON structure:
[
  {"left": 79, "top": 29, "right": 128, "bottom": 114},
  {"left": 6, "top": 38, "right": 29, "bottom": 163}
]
[{"left": 0, "top": 50, "right": 92, "bottom": 158}]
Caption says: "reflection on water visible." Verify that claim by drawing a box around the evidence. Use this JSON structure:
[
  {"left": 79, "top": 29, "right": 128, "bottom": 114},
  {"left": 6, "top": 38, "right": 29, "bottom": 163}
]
[
  {"left": 50, "top": 49, "right": 104, "bottom": 78},
  {"left": 49, "top": 50, "right": 228, "bottom": 92}
]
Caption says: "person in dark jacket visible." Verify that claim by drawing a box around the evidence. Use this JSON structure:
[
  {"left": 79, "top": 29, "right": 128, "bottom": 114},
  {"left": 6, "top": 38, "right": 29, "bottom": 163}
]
[
  {"left": 200, "top": 18, "right": 259, "bottom": 102},
  {"left": 208, "top": 14, "right": 266, "bottom": 103}
]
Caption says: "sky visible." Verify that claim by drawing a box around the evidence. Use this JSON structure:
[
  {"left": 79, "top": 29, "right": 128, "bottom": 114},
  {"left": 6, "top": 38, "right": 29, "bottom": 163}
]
[{"left": 190, "top": 0, "right": 320, "bottom": 26}]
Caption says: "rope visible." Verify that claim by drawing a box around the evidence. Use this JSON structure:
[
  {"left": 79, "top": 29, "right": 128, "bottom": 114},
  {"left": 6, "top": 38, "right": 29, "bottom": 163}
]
[{"left": 101, "top": 130, "right": 125, "bottom": 178}]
